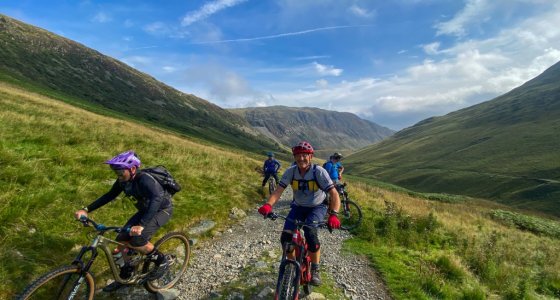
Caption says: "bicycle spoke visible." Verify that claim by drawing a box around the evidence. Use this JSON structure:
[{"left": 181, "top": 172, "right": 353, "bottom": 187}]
[{"left": 143, "top": 232, "right": 190, "bottom": 293}]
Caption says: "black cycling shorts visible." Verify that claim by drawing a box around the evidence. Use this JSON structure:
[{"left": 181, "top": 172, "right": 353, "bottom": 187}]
[{"left": 116, "top": 207, "right": 172, "bottom": 247}]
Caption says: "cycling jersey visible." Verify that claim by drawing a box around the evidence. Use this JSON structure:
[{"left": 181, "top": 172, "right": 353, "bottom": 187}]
[
  {"left": 85, "top": 172, "right": 172, "bottom": 227},
  {"left": 279, "top": 164, "right": 334, "bottom": 207}
]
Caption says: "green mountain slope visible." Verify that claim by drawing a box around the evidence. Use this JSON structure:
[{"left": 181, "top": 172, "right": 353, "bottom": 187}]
[
  {"left": 230, "top": 106, "right": 394, "bottom": 158},
  {"left": 0, "top": 14, "right": 282, "bottom": 154},
  {"left": 345, "top": 61, "right": 560, "bottom": 216}
]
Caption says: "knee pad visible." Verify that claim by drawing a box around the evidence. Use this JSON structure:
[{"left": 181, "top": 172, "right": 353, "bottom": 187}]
[
  {"left": 280, "top": 231, "right": 292, "bottom": 246},
  {"left": 304, "top": 227, "right": 320, "bottom": 253}
]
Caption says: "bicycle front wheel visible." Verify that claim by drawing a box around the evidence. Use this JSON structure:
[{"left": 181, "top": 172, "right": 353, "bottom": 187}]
[
  {"left": 269, "top": 177, "right": 277, "bottom": 195},
  {"left": 276, "top": 262, "right": 298, "bottom": 300},
  {"left": 17, "top": 265, "right": 95, "bottom": 300},
  {"left": 340, "top": 199, "right": 363, "bottom": 230},
  {"left": 143, "top": 231, "right": 190, "bottom": 293}
]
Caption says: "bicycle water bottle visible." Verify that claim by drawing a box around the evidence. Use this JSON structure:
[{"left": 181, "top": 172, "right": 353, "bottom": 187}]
[{"left": 112, "top": 249, "right": 125, "bottom": 268}]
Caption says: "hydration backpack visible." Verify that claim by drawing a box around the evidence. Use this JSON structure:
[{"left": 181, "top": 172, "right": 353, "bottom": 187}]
[{"left": 140, "top": 166, "right": 182, "bottom": 195}]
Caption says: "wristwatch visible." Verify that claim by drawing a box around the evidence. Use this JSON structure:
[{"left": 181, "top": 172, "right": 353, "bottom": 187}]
[{"left": 328, "top": 209, "right": 338, "bottom": 215}]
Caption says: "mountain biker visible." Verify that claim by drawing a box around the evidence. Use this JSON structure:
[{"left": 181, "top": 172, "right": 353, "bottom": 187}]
[
  {"left": 324, "top": 152, "right": 344, "bottom": 184},
  {"left": 74, "top": 151, "right": 173, "bottom": 292},
  {"left": 258, "top": 141, "right": 341, "bottom": 286},
  {"left": 261, "top": 152, "right": 281, "bottom": 195}
]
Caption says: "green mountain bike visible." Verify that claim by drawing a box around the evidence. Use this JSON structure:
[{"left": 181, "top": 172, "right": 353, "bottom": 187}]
[{"left": 17, "top": 216, "right": 190, "bottom": 300}]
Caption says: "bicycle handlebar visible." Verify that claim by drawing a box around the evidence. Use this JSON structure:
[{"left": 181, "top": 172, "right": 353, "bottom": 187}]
[
  {"left": 78, "top": 216, "right": 130, "bottom": 234},
  {"left": 265, "top": 212, "right": 327, "bottom": 229}
]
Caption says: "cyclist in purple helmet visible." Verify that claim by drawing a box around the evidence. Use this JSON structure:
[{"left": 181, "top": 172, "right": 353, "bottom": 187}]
[{"left": 74, "top": 151, "right": 173, "bottom": 292}]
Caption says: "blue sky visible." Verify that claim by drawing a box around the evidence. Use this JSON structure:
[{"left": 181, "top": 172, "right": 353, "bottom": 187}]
[{"left": 2, "top": 0, "right": 560, "bottom": 130}]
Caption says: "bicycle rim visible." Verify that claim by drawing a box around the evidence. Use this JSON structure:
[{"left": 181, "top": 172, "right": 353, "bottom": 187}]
[
  {"left": 143, "top": 231, "right": 190, "bottom": 293},
  {"left": 17, "top": 265, "right": 95, "bottom": 300},
  {"left": 340, "top": 199, "right": 363, "bottom": 230},
  {"left": 277, "top": 263, "right": 298, "bottom": 300}
]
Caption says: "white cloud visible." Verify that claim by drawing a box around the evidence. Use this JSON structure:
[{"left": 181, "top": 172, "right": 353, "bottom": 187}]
[
  {"left": 143, "top": 22, "right": 170, "bottom": 36},
  {"left": 162, "top": 66, "right": 176, "bottom": 73},
  {"left": 434, "top": 0, "right": 492, "bottom": 37},
  {"left": 92, "top": 12, "right": 111, "bottom": 23},
  {"left": 316, "top": 79, "right": 329, "bottom": 88},
  {"left": 181, "top": 0, "right": 248, "bottom": 27},
  {"left": 348, "top": 4, "right": 375, "bottom": 18},
  {"left": 313, "top": 62, "right": 343, "bottom": 76},
  {"left": 422, "top": 42, "right": 440, "bottom": 55}
]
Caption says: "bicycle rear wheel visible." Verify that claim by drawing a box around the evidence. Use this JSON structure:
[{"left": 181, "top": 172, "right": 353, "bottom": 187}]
[
  {"left": 276, "top": 262, "right": 298, "bottom": 300},
  {"left": 143, "top": 231, "right": 190, "bottom": 293},
  {"left": 17, "top": 265, "right": 95, "bottom": 300},
  {"left": 340, "top": 199, "right": 362, "bottom": 230}
]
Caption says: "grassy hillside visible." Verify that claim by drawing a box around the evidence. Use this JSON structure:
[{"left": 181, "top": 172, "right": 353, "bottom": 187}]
[
  {"left": 345, "top": 61, "right": 560, "bottom": 216},
  {"left": 230, "top": 106, "right": 394, "bottom": 158},
  {"left": 343, "top": 175, "right": 560, "bottom": 299},
  {"left": 0, "top": 82, "right": 266, "bottom": 298},
  {"left": 2, "top": 82, "right": 560, "bottom": 299},
  {"left": 0, "top": 14, "right": 283, "bottom": 155}
]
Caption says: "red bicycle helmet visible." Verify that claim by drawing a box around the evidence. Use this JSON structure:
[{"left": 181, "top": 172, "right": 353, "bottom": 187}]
[{"left": 292, "top": 141, "right": 314, "bottom": 155}]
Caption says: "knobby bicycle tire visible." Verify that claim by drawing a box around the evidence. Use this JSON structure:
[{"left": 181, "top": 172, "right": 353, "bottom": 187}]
[
  {"left": 340, "top": 199, "right": 363, "bottom": 230},
  {"left": 143, "top": 231, "right": 191, "bottom": 293},
  {"left": 17, "top": 265, "right": 95, "bottom": 300},
  {"left": 277, "top": 262, "right": 298, "bottom": 300},
  {"left": 269, "top": 177, "right": 277, "bottom": 195}
]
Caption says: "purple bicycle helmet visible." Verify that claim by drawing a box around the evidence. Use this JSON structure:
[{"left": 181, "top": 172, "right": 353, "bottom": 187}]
[{"left": 105, "top": 150, "right": 141, "bottom": 169}]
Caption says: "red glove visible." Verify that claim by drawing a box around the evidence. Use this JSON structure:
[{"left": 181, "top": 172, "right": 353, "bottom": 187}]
[
  {"left": 327, "top": 214, "right": 341, "bottom": 230},
  {"left": 258, "top": 203, "right": 273, "bottom": 217}
]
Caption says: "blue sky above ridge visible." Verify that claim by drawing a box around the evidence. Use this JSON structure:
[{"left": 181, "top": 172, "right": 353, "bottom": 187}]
[{"left": 2, "top": 0, "right": 560, "bottom": 130}]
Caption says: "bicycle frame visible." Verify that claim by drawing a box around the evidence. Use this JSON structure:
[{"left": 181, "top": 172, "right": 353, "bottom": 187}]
[
  {"left": 72, "top": 218, "right": 150, "bottom": 286},
  {"left": 268, "top": 213, "right": 321, "bottom": 299}
]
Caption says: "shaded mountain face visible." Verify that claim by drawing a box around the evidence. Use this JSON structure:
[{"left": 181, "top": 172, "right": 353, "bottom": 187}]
[
  {"left": 230, "top": 106, "right": 394, "bottom": 156},
  {"left": 0, "top": 14, "right": 281, "bottom": 153},
  {"left": 346, "top": 61, "right": 560, "bottom": 217}
]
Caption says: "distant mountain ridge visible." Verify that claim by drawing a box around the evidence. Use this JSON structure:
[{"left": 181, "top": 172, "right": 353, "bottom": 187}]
[
  {"left": 345, "top": 61, "right": 560, "bottom": 216},
  {"left": 0, "top": 14, "right": 281, "bottom": 153},
  {"left": 229, "top": 106, "right": 394, "bottom": 155}
]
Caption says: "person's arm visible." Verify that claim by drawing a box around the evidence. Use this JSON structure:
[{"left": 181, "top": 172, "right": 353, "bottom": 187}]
[
  {"left": 275, "top": 160, "right": 281, "bottom": 172},
  {"left": 327, "top": 187, "right": 341, "bottom": 213},
  {"left": 75, "top": 181, "right": 121, "bottom": 219},
  {"left": 137, "top": 174, "right": 166, "bottom": 227}
]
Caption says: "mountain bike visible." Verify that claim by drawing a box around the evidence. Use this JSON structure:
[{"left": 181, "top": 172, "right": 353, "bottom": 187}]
[
  {"left": 17, "top": 216, "right": 190, "bottom": 300},
  {"left": 334, "top": 182, "right": 362, "bottom": 230},
  {"left": 266, "top": 212, "right": 328, "bottom": 300}
]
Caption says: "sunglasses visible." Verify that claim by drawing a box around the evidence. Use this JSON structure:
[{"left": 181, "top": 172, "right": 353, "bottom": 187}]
[{"left": 112, "top": 169, "right": 127, "bottom": 176}]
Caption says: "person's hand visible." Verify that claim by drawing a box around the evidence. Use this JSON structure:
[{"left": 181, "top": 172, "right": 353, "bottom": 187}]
[
  {"left": 327, "top": 214, "right": 341, "bottom": 231},
  {"left": 75, "top": 209, "right": 88, "bottom": 220},
  {"left": 130, "top": 225, "right": 144, "bottom": 236},
  {"left": 258, "top": 203, "right": 273, "bottom": 217}
]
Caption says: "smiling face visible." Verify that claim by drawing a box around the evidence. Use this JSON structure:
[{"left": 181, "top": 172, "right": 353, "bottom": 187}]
[{"left": 294, "top": 153, "right": 313, "bottom": 170}]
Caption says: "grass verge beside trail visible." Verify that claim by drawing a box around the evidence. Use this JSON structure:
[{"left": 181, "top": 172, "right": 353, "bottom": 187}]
[
  {"left": 0, "top": 83, "right": 264, "bottom": 298},
  {"left": 340, "top": 178, "right": 560, "bottom": 299}
]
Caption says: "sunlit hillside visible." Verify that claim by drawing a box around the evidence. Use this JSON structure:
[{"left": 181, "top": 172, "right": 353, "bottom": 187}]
[{"left": 0, "top": 82, "right": 265, "bottom": 298}]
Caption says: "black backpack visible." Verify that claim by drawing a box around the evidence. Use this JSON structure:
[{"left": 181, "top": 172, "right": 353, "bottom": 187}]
[{"left": 140, "top": 165, "right": 182, "bottom": 195}]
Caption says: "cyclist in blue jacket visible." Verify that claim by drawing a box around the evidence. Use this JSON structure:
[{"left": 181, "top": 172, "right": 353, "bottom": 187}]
[
  {"left": 323, "top": 152, "right": 344, "bottom": 184},
  {"left": 261, "top": 152, "right": 281, "bottom": 194}
]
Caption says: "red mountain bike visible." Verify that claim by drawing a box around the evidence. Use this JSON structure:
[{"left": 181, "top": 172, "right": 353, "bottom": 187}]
[{"left": 266, "top": 212, "right": 330, "bottom": 300}]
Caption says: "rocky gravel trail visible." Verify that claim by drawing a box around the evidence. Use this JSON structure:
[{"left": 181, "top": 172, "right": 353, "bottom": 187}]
[{"left": 174, "top": 188, "right": 391, "bottom": 300}]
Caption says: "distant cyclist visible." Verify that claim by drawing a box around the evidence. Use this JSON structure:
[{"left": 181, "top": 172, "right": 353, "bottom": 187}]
[
  {"left": 74, "top": 151, "right": 173, "bottom": 292},
  {"left": 261, "top": 152, "right": 281, "bottom": 195},
  {"left": 324, "top": 152, "right": 344, "bottom": 184},
  {"left": 258, "top": 141, "right": 341, "bottom": 286}
]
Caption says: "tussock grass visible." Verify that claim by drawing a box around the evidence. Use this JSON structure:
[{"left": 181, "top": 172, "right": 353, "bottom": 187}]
[
  {"left": 0, "top": 83, "right": 264, "bottom": 298},
  {"left": 341, "top": 178, "right": 560, "bottom": 299}
]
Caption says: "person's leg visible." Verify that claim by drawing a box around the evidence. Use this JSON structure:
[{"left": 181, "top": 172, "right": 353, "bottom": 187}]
[
  {"left": 305, "top": 204, "right": 327, "bottom": 286},
  {"left": 262, "top": 173, "right": 271, "bottom": 186}
]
